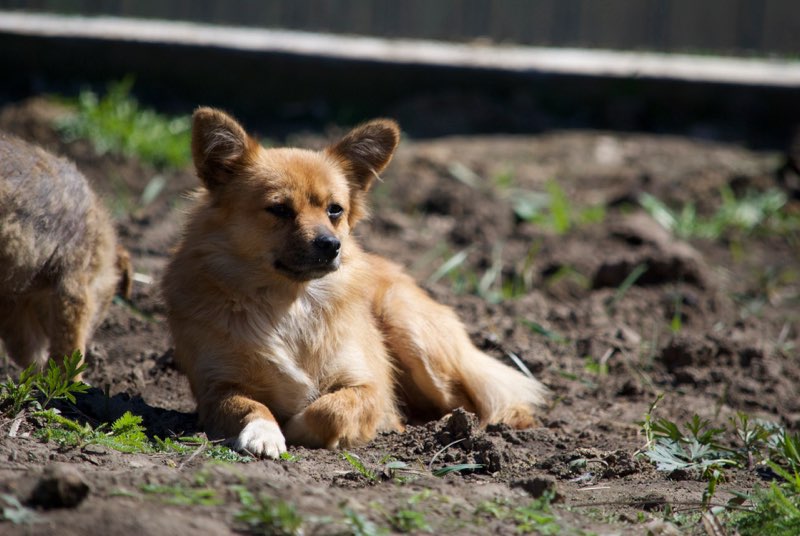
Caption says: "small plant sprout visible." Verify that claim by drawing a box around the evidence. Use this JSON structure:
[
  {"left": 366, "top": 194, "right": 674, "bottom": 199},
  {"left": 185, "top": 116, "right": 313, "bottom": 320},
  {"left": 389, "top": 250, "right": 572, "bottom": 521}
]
[
  {"left": 511, "top": 179, "right": 605, "bottom": 234},
  {"left": 342, "top": 451, "right": 380, "bottom": 482},
  {"left": 35, "top": 350, "right": 89, "bottom": 409},
  {"left": 342, "top": 505, "right": 387, "bottom": 536},
  {"left": 234, "top": 487, "right": 304, "bottom": 536},
  {"left": 0, "top": 350, "right": 88, "bottom": 417},
  {"left": 428, "top": 439, "right": 484, "bottom": 477},
  {"left": 141, "top": 483, "right": 221, "bottom": 506},
  {"left": 0, "top": 364, "right": 38, "bottom": 417},
  {"left": 519, "top": 319, "right": 568, "bottom": 344},
  {"left": 606, "top": 263, "right": 648, "bottom": 312},
  {"left": 639, "top": 399, "right": 800, "bottom": 521}
]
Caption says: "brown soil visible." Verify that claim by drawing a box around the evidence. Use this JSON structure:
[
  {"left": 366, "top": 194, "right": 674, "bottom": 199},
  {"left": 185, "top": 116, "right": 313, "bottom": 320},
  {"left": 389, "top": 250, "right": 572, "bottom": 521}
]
[{"left": 1, "top": 97, "right": 798, "bottom": 535}]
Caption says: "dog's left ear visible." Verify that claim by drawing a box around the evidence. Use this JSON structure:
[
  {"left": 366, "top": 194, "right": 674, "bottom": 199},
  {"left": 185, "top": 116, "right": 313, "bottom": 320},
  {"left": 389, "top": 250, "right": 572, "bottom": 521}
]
[
  {"left": 326, "top": 119, "right": 400, "bottom": 223},
  {"left": 327, "top": 119, "right": 400, "bottom": 191}
]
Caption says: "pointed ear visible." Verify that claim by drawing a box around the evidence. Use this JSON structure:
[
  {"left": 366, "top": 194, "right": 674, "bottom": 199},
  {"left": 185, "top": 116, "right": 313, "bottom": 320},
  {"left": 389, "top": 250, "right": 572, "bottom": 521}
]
[
  {"left": 326, "top": 119, "right": 400, "bottom": 193},
  {"left": 191, "top": 107, "right": 256, "bottom": 190}
]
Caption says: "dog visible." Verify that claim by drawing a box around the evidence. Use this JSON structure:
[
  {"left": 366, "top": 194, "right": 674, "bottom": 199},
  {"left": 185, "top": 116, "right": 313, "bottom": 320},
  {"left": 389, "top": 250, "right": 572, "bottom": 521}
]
[
  {"left": 163, "top": 108, "right": 547, "bottom": 458},
  {"left": 0, "top": 133, "right": 132, "bottom": 376}
]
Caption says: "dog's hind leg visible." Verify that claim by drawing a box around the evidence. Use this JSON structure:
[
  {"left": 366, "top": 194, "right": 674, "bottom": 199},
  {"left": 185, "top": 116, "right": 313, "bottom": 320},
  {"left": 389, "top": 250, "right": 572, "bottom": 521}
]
[
  {"left": 370, "top": 257, "right": 547, "bottom": 428},
  {"left": 284, "top": 383, "right": 402, "bottom": 449}
]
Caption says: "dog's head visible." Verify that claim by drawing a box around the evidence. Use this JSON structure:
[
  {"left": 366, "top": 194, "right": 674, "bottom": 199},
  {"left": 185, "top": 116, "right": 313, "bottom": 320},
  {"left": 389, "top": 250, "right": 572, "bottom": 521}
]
[{"left": 191, "top": 107, "right": 399, "bottom": 282}]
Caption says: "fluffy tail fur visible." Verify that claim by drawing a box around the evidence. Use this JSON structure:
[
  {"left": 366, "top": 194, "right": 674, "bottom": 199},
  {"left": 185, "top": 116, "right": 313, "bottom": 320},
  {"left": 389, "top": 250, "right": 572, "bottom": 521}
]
[{"left": 371, "top": 255, "right": 547, "bottom": 427}]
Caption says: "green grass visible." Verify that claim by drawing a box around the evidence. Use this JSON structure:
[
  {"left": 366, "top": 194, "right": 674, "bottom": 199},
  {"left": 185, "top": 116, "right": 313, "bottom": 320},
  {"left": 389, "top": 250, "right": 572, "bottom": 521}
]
[
  {"left": 474, "top": 493, "right": 562, "bottom": 534},
  {"left": 342, "top": 451, "right": 380, "bottom": 481},
  {"left": 424, "top": 177, "right": 605, "bottom": 303},
  {"left": 142, "top": 483, "right": 222, "bottom": 506},
  {"left": 639, "top": 398, "right": 800, "bottom": 531},
  {"left": 512, "top": 179, "right": 606, "bottom": 234},
  {"left": 732, "top": 470, "right": 800, "bottom": 535},
  {"left": 1, "top": 355, "right": 252, "bottom": 461},
  {"left": 343, "top": 506, "right": 388, "bottom": 536},
  {"left": 426, "top": 243, "right": 541, "bottom": 303},
  {"left": 0, "top": 350, "right": 88, "bottom": 417},
  {"left": 639, "top": 187, "right": 799, "bottom": 240},
  {"left": 156, "top": 436, "right": 254, "bottom": 462},
  {"left": 55, "top": 77, "right": 191, "bottom": 169},
  {"left": 34, "top": 409, "right": 153, "bottom": 453},
  {"left": 234, "top": 487, "right": 304, "bottom": 536}
]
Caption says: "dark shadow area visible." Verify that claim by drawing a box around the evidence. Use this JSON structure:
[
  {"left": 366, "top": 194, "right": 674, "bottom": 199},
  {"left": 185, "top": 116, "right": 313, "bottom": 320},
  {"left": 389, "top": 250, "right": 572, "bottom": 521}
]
[
  {"left": 1, "top": 32, "right": 798, "bottom": 149},
  {"left": 55, "top": 387, "right": 200, "bottom": 440}
]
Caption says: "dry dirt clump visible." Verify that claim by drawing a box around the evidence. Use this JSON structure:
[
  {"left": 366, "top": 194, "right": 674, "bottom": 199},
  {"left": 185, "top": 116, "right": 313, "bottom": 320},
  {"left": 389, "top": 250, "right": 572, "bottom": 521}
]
[{"left": 0, "top": 98, "right": 798, "bottom": 534}]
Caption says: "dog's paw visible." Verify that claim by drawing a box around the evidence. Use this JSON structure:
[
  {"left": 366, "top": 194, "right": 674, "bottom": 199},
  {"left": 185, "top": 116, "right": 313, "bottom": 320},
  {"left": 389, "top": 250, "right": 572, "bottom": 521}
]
[
  {"left": 283, "top": 412, "right": 327, "bottom": 448},
  {"left": 233, "top": 418, "right": 287, "bottom": 458}
]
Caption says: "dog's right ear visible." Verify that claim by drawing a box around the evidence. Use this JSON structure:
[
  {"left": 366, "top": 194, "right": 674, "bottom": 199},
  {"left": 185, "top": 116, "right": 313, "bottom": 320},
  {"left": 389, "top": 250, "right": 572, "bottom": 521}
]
[{"left": 191, "top": 107, "right": 255, "bottom": 190}]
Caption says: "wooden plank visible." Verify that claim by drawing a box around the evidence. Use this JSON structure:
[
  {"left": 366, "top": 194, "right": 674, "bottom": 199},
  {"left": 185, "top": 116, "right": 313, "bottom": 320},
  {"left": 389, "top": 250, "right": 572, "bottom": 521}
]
[{"left": 1, "top": 0, "right": 798, "bottom": 55}]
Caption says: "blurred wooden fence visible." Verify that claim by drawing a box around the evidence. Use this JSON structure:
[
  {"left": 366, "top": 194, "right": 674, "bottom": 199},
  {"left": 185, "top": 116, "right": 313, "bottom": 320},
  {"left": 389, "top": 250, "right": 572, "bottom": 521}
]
[{"left": 2, "top": 0, "right": 798, "bottom": 56}]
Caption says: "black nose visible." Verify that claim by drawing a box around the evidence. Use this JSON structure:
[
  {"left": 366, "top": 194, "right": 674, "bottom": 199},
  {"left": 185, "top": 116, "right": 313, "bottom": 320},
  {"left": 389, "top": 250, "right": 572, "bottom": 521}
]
[{"left": 312, "top": 234, "right": 341, "bottom": 261}]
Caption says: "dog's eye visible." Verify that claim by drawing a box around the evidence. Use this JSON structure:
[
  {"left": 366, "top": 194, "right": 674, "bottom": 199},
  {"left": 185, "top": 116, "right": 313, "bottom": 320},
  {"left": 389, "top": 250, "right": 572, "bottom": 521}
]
[
  {"left": 327, "top": 204, "right": 344, "bottom": 220},
  {"left": 266, "top": 203, "right": 293, "bottom": 219}
]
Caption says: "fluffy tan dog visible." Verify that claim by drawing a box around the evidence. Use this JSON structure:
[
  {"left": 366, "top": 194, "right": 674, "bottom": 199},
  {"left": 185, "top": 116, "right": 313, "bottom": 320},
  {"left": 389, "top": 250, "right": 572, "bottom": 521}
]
[
  {"left": 163, "top": 108, "right": 546, "bottom": 457},
  {"left": 0, "top": 133, "right": 132, "bottom": 375}
]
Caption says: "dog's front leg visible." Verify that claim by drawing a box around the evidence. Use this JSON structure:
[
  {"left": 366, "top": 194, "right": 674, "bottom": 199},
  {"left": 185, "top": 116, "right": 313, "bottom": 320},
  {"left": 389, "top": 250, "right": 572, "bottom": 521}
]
[
  {"left": 200, "top": 392, "right": 286, "bottom": 459},
  {"left": 283, "top": 384, "right": 383, "bottom": 449}
]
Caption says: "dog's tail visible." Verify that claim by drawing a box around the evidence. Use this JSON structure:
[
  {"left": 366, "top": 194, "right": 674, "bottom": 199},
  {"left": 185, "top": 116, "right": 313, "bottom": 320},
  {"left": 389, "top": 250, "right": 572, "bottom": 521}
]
[
  {"left": 455, "top": 346, "right": 548, "bottom": 428},
  {"left": 373, "top": 258, "right": 548, "bottom": 428}
]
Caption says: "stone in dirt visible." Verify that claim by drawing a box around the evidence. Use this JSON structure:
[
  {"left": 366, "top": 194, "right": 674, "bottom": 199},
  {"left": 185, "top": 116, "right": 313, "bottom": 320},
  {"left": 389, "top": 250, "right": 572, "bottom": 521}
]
[{"left": 28, "top": 463, "right": 90, "bottom": 509}]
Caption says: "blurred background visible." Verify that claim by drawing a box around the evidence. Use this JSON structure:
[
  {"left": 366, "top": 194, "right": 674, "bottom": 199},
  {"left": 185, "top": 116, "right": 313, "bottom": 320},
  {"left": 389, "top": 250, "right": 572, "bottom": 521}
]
[{"left": 1, "top": 0, "right": 799, "bottom": 144}]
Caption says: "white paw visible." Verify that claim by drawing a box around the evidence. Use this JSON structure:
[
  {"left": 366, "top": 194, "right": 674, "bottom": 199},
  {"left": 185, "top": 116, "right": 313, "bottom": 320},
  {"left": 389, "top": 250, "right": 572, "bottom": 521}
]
[{"left": 233, "top": 418, "right": 287, "bottom": 459}]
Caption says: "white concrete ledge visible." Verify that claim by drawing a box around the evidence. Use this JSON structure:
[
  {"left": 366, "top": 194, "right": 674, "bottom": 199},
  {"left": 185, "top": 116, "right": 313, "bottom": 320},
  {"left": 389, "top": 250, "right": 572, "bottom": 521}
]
[{"left": 2, "top": 10, "right": 799, "bottom": 87}]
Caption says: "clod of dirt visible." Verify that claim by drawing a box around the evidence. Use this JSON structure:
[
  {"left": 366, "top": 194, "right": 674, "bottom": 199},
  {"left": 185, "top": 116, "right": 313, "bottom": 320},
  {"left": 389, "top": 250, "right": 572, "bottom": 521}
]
[
  {"left": 435, "top": 408, "right": 480, "bottom": 448},
  {"left": 472, "top": 437, "right": 506, "bottom": 473},
  {"left": 536, "top": 448, "right": 643, "bottom": 481},
  {"left": 658, "top": 335, "right": 717, "bottom": 373},
  {"left": 28, "top": 463, "right": 90, "bottom": 509},
  {"left": 511, "top": 475, "right": 559, "bottom": 499},
  {"left": 598, "top": 449, "right": 640, "bottom": 479},
  {"left": 332, "top": 471, "right": 375, "bottom": 489},
  {"left": 636, "top": 493, "right": 669, "bottom": 512},
  {"left": 667, "top": 468, "right": 699, "bottom": 481},
  {"left": 594, "top": 213, "right": 709, "bottom": 288}
]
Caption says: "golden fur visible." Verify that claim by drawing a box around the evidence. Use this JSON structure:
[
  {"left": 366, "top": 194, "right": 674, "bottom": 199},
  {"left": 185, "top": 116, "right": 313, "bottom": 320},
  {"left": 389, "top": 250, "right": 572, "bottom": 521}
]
[
  {"left": 163, "top": 108, "right": 547, "bottom": 457},
  {"left": 0, "top": 133, "right": 132, "bottom": 375}
]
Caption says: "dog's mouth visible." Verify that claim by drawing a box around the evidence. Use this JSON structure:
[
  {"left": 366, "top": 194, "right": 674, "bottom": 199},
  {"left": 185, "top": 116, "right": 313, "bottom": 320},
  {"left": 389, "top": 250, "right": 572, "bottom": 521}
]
[{"left": 274, "top": 256, "right": 341, "bottom": 281}]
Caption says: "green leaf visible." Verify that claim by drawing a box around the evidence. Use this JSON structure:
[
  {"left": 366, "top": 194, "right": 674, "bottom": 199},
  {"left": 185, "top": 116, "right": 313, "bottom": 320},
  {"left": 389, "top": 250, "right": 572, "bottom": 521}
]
[{"left": 432, "top": 463, "right": 483, "bottom": 477}]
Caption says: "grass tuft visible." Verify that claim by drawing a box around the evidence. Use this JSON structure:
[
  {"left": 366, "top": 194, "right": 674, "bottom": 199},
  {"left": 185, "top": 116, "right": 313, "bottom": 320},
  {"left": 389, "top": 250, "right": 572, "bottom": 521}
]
[
  {"left": 0, "top": 350, "right": 87, "bottom": 417},
  {"left": 234, "top": 487, "right": 304, "bottom": 536},
  {"left": 55, "top": 77, "right": 191, "bottom": 169},
  {"left": 639, "top": 187, "right": 799, "bottom": 240},
  {"left": 639, "top": 399, "right": 800, "bottom": 526},
  {"left": 512, "top": 179, "right": 605, "bottom": 235}
]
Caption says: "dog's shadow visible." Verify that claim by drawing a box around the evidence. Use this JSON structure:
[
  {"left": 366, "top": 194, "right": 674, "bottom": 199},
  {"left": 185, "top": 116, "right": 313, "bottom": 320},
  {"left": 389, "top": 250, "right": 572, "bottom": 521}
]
[{"left": 63, "top": 387, "right": 201, "bottom": 441}]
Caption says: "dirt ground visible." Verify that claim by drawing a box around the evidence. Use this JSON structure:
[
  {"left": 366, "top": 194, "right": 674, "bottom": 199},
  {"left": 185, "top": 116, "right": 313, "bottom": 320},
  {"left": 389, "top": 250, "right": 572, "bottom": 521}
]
[{"left": 0, "top": 97, "right": 798, "bottom": 535}]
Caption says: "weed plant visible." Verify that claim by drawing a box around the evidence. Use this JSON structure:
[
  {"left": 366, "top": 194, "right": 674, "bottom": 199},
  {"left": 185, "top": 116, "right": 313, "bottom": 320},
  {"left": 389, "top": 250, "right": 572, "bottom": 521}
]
[
  {"left": 639, "top": 187, "right": 798, "bottom": 240},
  {"left": 639, "top": 398, "right": 800, "bottom": 533},
  {"left": 234, "top": 487, "right": 304, "bottom": 536},
  {"left": 55, "top": 77, "right": 191, "bottom": 169},
  {"left": 0, "top": 350, "right": 87, "bottom": 417},
  {"left": 0, "top": 355, "right": 250, "bottom": 461}
]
